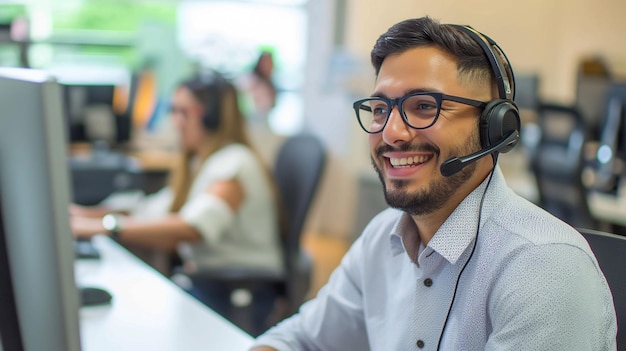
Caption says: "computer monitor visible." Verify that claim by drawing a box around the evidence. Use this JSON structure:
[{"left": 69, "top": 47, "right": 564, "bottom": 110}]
[
  {"left": 0, "top": 68, "right": 81, "bottom": 350},
  {"left": 62, "top": 82, "right": 132, "bottom": 148}
]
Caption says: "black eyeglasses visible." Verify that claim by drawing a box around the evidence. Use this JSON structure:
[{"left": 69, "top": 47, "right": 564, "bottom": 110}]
[{"left": 353, "top": 92, "right": 487, "bottom": 134}]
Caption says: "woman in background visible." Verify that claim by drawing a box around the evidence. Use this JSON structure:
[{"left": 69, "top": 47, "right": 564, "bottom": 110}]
[
  {"left": 237, "top": 50, "right": 283, "bottom": 166},
  {"left": 71, "top": 71, "right": 284, "bottom": 332},
  {"left": 240, "top": 50, "right": 277, "bottom": 120}
]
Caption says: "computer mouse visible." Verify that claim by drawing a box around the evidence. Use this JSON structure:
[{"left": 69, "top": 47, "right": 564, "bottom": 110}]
[
  {"left": 74, "top": 239, "right": 101, "bottom": 260},
  {"left": 79, "top": 286, "right": 113, "bottom": 306}
]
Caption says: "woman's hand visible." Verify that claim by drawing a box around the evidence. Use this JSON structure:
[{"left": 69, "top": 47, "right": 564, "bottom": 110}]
[
  {"left": 70, "top": 216, "right": 106, "bottom": 239},
  {"left": 69, "top": 203, "right": 110, "bottom": 218},
  {"left": 69, "top": 203, "right": 87, "bottom": 217}
]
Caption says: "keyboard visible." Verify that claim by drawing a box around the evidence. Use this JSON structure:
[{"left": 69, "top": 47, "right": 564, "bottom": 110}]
[{"left": 74, "top": 239, "right": 101, "bottom": 259}]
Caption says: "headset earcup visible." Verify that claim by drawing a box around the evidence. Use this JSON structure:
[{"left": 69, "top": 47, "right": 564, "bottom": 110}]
[
  {"left": 201, "top": 86, "right": 222, "bottom": 131},
  {"left": 203, "top": 108, "right": 220, "bottom": 130},
  {"left": 196, "top": 70, "right": 228, "bottom": 131},
  {"left": 480, "top": 99, "right": 521, "bottom": 153}
]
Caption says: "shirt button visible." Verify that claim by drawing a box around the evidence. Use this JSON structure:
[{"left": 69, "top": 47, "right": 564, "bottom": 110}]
[
  {"left": 416, "top": 339, "right": 425, "bottom": 348},
  {"left": 424, "top": 278, "right": 433, "bottom": 287}
]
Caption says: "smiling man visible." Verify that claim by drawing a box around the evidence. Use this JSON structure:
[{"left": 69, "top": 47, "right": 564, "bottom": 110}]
[{"left": 250, "top": 16, "right": 617, "bottom": 351}]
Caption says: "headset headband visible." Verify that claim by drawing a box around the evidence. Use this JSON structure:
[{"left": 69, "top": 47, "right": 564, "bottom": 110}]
[{"left": 449, "top": 24, "right": 516, "bottom": 101}]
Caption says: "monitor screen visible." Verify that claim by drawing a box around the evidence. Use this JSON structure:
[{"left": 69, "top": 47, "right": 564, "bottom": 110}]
[
  {"left": 63, "top": 82, "right": 132, "bottom": 148},
  {"left": 0, "top": 67, "right": 81, "bottom": 351}
]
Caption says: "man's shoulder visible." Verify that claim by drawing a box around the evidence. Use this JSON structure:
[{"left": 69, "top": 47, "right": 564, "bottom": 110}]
[{"left": 489, "top": 194, "right": 588, "bottom": 248}]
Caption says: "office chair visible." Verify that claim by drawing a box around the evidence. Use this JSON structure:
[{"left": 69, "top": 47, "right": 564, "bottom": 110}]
[
  {"left": 513, "top": 73, "right": 541, "bottom": 111},
  {"left": 575, "top": 57, "right": 612, "bottom": 140},
  {"left": 176, "top": 133, "right": 327, "bottom": 336},
  {"left": 577, "top": 228, "right": 625, "bottom": 349},
  {"left": 591, "top": 83, "right": 626, "bottom": 194},
  {"left": 530, "top": 103, "right": 598, "bottom": 229},
  {"left": 273, "top": 133, "right": 327, "bottom": 314}
]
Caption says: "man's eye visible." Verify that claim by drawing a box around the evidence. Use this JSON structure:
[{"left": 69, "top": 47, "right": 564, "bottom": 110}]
[
  {"left": 416, "top": 103, "right": 436, "bottom": 110},
  {"left": 373, "top": 107, "right": 387, "bottom": 115}
]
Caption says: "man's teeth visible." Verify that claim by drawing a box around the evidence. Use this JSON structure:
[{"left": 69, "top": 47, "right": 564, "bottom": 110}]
[{"left": 390, "top": 155, "right": 429, "bottom": 167}]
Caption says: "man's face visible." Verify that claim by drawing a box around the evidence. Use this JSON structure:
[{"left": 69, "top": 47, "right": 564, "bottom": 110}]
[{"left": 369, "top": 46, "right": 490, "bottom": 216}]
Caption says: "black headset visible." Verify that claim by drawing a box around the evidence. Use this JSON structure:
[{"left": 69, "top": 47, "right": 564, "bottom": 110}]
[
  {"left": 440, "top": 25, "right": 521, "bottom": 177},
  {"left": 195, "top": 70, "right": 228, "bottom": 131}
]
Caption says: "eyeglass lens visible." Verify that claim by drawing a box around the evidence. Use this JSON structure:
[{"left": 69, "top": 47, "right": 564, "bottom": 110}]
[{"left": 356, "top": 94, "right": 440, "bottom": 133}]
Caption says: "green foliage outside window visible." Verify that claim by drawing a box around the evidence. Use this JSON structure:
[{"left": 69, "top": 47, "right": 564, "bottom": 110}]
[
  {"left": 52, "top": 1, "right": 176, "bottom": 32},
  {"left": 48, "top": 1, "right": 178, "bottom": 68},
  {"left": 0, "top": 4, "right": 27, "bottom": 25}
]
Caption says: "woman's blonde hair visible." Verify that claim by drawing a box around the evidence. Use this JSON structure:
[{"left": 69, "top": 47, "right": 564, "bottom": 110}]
[{"left": 168, "top": 72, "right": 275, "bottom": 213}]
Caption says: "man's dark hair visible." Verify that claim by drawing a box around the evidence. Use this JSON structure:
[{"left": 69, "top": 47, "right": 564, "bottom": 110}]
[{"left": 371, "top": 16, "right": 493, "bottom": 89}]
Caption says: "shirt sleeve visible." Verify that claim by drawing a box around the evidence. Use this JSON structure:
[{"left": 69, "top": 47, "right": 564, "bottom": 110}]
[
  {"left": 179, "top": 192, "right": 234, "bottom": 246},
  {"left": 484, "top": 243, "right": 617, "bottom": 351},
  {"left": 100, "top": 189, "right": 147, "bottom": 213},
  {"left": 178, "top": 145, "right": 248, "bottom": 245},
  {"left": 252, "top": 235, "right": 371, "bottom": 351},
  {"left": 129, "top": 188, "right": 173, "bottom": 220}
]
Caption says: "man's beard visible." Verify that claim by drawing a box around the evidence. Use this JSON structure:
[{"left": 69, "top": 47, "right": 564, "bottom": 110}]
[{"left": 371, "top": 133, "right": 480, "bottom": 216}]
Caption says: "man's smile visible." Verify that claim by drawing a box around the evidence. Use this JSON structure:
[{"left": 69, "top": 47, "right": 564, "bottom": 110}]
[
  {"left": 381, "top": 152, "right": 435, "bottom": 177},
  {"left": 388, "top": 154, "right": 432, "bottom": 168}
]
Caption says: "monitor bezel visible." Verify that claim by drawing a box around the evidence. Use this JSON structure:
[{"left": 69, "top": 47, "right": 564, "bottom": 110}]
[{"left": 0, "top": 67, "right": 81, "bottom": 351}]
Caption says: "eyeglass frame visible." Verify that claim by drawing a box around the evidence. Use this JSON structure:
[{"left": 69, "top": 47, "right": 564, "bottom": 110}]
[{"left": 352, "top": 92, "right": 487, "bottom": 134}]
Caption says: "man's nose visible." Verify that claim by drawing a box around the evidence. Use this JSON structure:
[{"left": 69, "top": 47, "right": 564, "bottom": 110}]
[{"left": 381, "top": 105, "right": 413, "bottom": 145}]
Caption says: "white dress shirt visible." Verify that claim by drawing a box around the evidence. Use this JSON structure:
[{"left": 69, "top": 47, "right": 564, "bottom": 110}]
[{"left": 253, "top": 166, "right": 617, "bottom": 350}]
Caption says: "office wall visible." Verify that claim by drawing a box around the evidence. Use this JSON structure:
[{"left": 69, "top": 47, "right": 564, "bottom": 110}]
[{"left": 303, "top": 0, "right": 626, "bottom": 240}]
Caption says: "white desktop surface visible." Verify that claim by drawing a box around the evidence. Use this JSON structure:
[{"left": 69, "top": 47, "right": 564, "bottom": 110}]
[
  {"left": 75, "top": 235, "right": 254, "bottom": 351},
  {"left": 588, "top": 191, "right": 626, "bottom": 227}
]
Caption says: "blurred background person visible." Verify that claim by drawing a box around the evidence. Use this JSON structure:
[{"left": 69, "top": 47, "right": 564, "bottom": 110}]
[
  {"left": 70, "top": 70, "right": 284, "bottom": 328},
  {"left": 237, "top": 50, "right": 284, "bottom": 165},
  {"left": 239, "top": 50, "right": 277, "bottom": 123}
]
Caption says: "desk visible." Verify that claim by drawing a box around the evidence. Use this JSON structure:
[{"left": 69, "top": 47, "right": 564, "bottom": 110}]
[
  {"left": 588, "top": 191, "right": 626, "bottom": 227},
  {"left": 75, "top": 235, "right": 254, "bottom": 351}
]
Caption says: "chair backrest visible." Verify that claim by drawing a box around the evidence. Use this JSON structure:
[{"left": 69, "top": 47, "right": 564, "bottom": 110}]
[
  {"left": 274, "top": 133, "right": 326, "bottom": 260},
  {"left": 273, "top": 133, "right": 326, "bottom": 310},
  {"left": 575, "top": 74, "right": 612, "bottom": 140},
  {"left": 513, "top": 73, "right": 541, "bottom": 111},
  {"left": 594, "top": 83, "right": 626, "bottom": 194},
  {"left": 531, "top": 103, "right": 597, "bottom": 229},
  {"left": 577, "top": 228, "right": 625, "bottom": 348}
]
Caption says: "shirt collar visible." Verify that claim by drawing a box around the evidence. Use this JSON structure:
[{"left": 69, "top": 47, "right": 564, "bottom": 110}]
[
  {"left": 389, "top": 212, "right": 417, "bottom": 256},
  {"left": 388, "top": 165, "right": 508, "bottom": 264}
]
